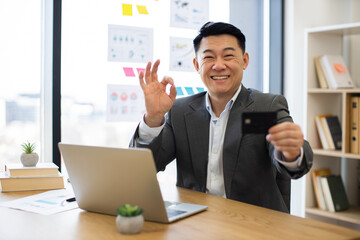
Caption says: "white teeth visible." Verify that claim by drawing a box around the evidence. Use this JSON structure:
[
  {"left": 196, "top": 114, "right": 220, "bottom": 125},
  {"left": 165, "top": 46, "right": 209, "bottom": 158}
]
[{"left": 212, "top": 76, "right": 229, "bottom": 80}]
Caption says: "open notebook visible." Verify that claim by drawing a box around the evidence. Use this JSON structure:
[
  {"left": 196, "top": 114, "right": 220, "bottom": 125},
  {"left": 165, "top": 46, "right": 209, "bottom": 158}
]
[{"left": 58, "top": 143, "right": 207, "bottom": 223}]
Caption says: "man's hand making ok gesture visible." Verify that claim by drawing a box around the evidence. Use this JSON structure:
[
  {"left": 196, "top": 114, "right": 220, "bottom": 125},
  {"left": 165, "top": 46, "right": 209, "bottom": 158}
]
[{"left": 139, "top": 59, "right": 177, "bottom": 127}]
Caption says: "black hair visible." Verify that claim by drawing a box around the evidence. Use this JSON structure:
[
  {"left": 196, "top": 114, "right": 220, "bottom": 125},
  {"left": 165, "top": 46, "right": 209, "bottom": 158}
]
[{"left": 193, "top": 22, "right": 246, "bottom": 54}]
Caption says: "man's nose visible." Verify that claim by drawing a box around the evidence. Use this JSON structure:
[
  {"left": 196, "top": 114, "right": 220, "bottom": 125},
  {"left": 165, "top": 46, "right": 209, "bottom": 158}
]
[{"left": 212, "top": 58, "right": 226, "bottom": 70}]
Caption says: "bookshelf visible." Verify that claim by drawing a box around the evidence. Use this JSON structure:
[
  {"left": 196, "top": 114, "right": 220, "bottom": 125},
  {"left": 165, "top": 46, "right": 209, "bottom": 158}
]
[{"left": 304, "top": 22, "right": 360, "bottom": 230}]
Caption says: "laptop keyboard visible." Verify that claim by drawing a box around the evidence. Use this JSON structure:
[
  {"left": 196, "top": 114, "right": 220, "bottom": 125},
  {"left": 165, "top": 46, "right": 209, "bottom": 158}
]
[
  {"left": 164, "top": 201, "right": 186, "bottom": 218},
  {"left": 167, "top": 209, "right": 186, "bottom": 218},
  {"left": 164, "top": 201, "right": 180, "bottom": 208}
]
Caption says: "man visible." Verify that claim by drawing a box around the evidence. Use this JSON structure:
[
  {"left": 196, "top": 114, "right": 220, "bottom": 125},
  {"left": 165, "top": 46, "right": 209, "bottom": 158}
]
[{"left": 130, "top": 22, "right": 313, "bottom": 213}]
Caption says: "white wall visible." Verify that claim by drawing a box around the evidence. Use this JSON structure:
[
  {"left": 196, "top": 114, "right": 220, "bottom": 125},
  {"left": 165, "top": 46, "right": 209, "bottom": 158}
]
[{"left": 284, "top": 0, "right": 360, "bottom": 217}]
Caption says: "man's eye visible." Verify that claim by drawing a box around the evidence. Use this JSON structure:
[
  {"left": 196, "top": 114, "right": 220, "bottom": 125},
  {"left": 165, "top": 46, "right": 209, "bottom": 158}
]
[
  {"left": 204, "top": 56, "right": 213, "bottom": 59},
  {"left": 224, "top": 55, "right": 234, "bottom": 58}
]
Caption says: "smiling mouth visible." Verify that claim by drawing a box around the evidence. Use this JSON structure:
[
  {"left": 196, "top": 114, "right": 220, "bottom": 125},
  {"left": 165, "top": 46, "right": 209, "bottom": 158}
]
[{"left": 211, "top": 75, "right": 230, "bottom": 80}]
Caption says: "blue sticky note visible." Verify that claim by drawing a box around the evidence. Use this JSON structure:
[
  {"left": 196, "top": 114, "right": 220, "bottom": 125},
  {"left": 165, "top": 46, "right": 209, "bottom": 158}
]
[
  {"left": 196, "top": 87, "right": 205, "bottom": 93},
  {"left": 185, "top": 87, "right": 194, "bottom": 95},
  {"left": 176, "top": 87, "right": 184, "bottom": 96}
]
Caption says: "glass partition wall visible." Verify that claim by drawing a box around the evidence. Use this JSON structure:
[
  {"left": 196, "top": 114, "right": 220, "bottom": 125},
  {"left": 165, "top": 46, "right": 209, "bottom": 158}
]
[{"left": 0, "top": 0, "right": 43, "bottom": 170}]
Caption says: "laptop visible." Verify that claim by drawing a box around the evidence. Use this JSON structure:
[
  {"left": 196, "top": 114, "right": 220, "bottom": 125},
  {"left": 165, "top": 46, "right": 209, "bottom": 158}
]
[{"left": 58, "top": 143, "right": 207, "bottom": 223}]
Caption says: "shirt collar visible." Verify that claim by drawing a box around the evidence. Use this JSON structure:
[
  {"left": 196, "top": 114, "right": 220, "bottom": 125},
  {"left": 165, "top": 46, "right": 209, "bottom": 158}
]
[{"left": 205, "top": 85, "right": 242, "bottom": 114}]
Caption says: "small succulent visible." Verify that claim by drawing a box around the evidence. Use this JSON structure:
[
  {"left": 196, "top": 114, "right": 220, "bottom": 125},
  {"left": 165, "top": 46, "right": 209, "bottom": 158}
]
[
  {"left": 116, "top": 204, "right": 143, "bottom": 217},
  {"left": 21, "top": 141, "right": 36, "bottom": 154}
]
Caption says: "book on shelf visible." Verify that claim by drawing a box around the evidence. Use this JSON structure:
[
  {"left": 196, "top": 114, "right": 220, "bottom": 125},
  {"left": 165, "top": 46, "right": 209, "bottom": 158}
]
[
  {"left": 5, "top": 162, "right": 59, "bottom": 177},
  {"left": 0, "top": 172, "right": 65, "bottom": 192},
  {"left": 314, "top": 114, "right": 333, "bottom": 150},
  {"left": 318, "top": 55, "right": 354, "bottom": 89},
  {"left": 320, "top": 175, "right": 349, "bottom": 212},
  {"left": 358, "top": 167, "right": 360, "bottom": 190},
  {"left": 350, "top": 96, "right": 359, "bottom": 154},
  {"left": 315, "top": 114, "right": 339, "bottom": 150},
  {"left": 324, "top": 116, "right": 342, "bottom": 150},
  {"left": 320, "top": 116, "right": 336, "bottom": 150},
  {"left": 314, "top": 56, "right": 328, "bottom": 89},
  {"left": 311, "top": 168, "right": 331, "bottom": 210}
]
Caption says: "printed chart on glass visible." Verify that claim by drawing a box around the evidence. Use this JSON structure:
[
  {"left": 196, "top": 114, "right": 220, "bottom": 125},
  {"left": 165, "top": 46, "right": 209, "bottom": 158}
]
[
  {"left": 170, "top": 37, "right": 195, "bottom": 72},
  {"left": 108, "top": 25, "right": 153, "bottom": 63},
  {"left": 106, "top": 85, "right": 145, "bottom": 122},
  {"left": 170, "top": 0, "right": 209, "bottom": 29}
]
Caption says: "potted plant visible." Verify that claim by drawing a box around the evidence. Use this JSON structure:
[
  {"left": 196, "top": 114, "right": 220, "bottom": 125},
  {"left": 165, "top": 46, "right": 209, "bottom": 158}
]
[
  {"left": 115, "top": 204, "right": 144, "bottom": 234},
  {"left": 20, "top": 141, "right": 39, "bottom": 167}
]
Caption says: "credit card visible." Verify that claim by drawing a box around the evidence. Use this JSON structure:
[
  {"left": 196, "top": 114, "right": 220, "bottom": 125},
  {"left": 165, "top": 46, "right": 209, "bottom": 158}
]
[{"left": 242, "top": 112, "right": 277, "bottom": 134}]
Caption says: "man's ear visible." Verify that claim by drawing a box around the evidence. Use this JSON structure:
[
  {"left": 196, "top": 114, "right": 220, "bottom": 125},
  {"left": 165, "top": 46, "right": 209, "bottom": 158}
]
[
  {"left": 243, "top": 52, "right": 249, "bottom": 70},
  {"left": 193, "top": 57, "right": 200, "bottom": 73}
]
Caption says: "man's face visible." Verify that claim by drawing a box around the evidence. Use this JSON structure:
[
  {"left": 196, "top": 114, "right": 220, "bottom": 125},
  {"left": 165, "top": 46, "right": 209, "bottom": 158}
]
[{"left": 193, "top": 34, "right": 249, "bottom": 101}]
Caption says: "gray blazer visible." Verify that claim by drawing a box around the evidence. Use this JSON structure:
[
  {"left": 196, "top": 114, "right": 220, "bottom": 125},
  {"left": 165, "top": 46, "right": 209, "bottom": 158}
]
[{"left": 130, "top": 85, "right": 313, "bottom": 213}]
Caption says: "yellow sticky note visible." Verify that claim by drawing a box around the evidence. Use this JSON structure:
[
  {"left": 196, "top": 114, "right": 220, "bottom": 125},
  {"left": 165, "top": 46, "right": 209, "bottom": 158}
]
[
  {"left": 136, "top": 5, "right": 148, "bottom": 15},
  {"left": 122, "top": 4, "right": 133, "bottom": 16}
]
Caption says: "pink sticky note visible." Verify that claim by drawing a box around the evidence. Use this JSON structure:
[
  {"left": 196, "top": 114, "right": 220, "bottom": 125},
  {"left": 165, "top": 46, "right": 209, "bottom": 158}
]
[
  {"left": 123, "top": 67, "right": 136, "bottom": 77},
  {"left": 136, "top": 68, "right": 145, "bottom": 75},
  {"left": 333, "top": 63, "right": 347, "bottom": 73}
]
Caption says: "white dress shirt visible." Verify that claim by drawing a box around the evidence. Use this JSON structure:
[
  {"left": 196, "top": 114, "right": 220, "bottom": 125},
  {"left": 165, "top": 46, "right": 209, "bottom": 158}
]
[{"left": 138, "top": 86, "right": 303, "bottom": 198}]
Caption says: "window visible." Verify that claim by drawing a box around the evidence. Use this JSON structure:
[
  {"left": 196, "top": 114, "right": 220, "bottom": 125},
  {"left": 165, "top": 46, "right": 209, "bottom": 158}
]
[
  {"left": 0, "top": 0, "right": 282, "bottom": 177},
  {"left": 59, "top": 0, "right": 282, "bottom": 182},
  {"left": 61, "top": 0, "right": 230, "bottom": 181},
  {"left": 230, "top": 0, "right": 283, "bottom": 94},
  {"left": 0, "top": 0, "right": 43, "bottom": 170}
]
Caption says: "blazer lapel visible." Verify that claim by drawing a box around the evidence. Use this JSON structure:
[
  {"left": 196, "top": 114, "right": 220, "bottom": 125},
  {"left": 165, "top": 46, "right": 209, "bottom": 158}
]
[
  {"left": 223, "top": 86, "right": 254, "bottom": 197},
  {"left": 185, "top": 96, "right": 210, "bottom": 191}
]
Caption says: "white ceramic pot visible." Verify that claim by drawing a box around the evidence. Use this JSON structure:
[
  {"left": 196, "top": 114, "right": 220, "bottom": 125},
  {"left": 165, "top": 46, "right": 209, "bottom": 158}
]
[
  {"left": 116, "top": 214, "right": 144, "bottom": 234},
  {"left": 20, "top": 153, "right": 39, "bottom": 167}
]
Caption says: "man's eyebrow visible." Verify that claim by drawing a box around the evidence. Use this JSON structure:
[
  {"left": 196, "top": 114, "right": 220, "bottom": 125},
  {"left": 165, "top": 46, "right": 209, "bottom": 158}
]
[
  {"left": 223, "top": 47, "right": 236, "bottom": 51},
  {"left": 202, "top": 49, "right": 214, "bottom": 54},
  {"left": 202, "top": 47, "right": 236, "bottom": 54}
]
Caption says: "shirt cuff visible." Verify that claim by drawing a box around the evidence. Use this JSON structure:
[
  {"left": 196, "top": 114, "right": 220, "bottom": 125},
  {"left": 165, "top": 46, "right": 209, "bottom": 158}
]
[
  {"left": 138, "top": 115, "right": 165, "bottom": 144},
  {"left": 274, "top": 147, "right": 304, "bottom": 171}
]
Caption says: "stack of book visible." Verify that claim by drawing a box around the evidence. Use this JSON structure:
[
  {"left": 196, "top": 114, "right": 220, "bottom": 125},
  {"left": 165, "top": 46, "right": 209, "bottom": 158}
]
[
  {"left": 314, "top": 114, "right": 342, "bottom": 150},
  {"left": 314, "top": 55, "right": 354, "bottom": 89},
  {"left": 311, "top": 169, "right": 349, "bottom": 212},
  {"left": 0, "top": 162, "right": 64, "bottom": 192}
]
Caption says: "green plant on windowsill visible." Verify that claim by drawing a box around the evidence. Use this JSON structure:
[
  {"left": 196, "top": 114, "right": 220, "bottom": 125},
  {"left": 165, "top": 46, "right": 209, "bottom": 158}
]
[
  {"left": 21, "top": 141, "right": 36, "bottom": 154},
  {"left": 20, "top": 141, "right": 39, "bottom": 167},
  {"left": 115, "top": 204, "right": 144, "bottom": 234}
]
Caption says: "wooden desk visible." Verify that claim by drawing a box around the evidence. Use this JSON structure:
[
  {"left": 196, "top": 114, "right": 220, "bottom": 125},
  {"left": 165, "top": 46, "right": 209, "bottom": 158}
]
[{"left": 1, "top": 183, "right": 360, "bottom": 240}]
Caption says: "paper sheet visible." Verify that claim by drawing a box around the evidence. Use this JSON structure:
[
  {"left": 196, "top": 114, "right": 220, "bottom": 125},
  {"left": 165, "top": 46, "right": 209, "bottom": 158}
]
[
  {"left": 108, "top": 24, "right": 153, "bottom": 63},
  {"left": 170, "top": 37, "right": 195, "bottom": 72},
  {"left": 106, "top": 84, "right": 145, "bottom": 122},
  {"left": 170, "top": 0, "right": 209, "bottom": 29},
  {"left": 0, "top": 188, "right": 78, "bottom": 215}
]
